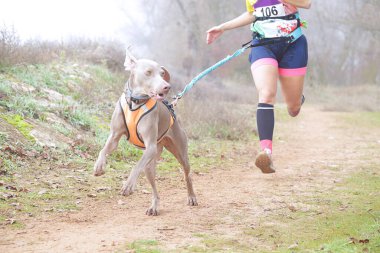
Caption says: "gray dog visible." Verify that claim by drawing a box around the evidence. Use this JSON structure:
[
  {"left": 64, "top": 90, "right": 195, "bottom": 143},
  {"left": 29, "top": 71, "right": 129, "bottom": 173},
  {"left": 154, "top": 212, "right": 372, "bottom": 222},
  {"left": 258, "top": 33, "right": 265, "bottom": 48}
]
[{"left": 94, "top": 50, "right": 197, "bottom": 215}]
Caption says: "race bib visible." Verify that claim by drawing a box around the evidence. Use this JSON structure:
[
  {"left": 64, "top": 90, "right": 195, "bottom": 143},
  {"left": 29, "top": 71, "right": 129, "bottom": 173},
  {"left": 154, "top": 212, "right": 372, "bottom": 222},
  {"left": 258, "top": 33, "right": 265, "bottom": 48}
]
[{"left": 254, "top": 0, "right": 286, "bottom": 18}]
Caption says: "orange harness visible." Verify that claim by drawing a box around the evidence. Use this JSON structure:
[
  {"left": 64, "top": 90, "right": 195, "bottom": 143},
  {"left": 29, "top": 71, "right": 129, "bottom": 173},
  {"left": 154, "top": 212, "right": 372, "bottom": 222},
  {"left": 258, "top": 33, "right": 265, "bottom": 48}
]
[{"left": 119, "top": 93, "right": 174, "bottom": 149}]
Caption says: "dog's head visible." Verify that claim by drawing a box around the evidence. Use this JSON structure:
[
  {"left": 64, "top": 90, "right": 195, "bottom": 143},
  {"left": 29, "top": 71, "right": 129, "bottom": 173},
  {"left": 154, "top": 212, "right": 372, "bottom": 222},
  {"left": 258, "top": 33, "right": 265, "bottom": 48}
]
[{"left": 124, "top": 50, "right": 171, "bottom": 101}]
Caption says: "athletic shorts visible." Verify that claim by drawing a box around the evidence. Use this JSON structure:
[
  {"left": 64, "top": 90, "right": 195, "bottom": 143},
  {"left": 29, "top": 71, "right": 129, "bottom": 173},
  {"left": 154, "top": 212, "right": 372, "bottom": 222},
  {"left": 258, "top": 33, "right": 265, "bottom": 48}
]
[{"left": 249, "top": 35, "right": 308, "bottom": 76}]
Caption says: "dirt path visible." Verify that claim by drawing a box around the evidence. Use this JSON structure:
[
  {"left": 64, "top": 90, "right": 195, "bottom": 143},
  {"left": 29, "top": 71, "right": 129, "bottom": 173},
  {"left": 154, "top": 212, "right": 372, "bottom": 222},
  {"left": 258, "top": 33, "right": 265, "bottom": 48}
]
[{"left": 1, "top": 106, "right": 378, "bottom": 252}]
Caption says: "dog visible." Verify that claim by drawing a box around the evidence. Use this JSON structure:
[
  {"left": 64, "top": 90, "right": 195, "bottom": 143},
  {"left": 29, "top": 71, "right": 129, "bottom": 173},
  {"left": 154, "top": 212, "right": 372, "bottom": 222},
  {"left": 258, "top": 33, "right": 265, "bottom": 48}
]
[{"left": 93, "top": 50, "right": 198, "bottom": 216}]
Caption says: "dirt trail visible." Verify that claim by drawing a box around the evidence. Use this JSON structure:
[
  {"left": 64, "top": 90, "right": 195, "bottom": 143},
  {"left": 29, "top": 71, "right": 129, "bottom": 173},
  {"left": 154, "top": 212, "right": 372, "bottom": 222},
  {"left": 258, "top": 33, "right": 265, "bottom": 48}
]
[{"left": 1, "top": 106, "right": 378, "bottom": 252}]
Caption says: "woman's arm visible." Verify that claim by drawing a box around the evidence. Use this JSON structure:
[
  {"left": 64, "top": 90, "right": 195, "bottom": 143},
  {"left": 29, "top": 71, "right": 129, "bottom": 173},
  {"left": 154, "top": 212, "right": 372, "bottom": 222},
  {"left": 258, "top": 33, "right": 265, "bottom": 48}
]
[
  {"left": 282, "top": 0, "right": 311, "bottom": 9},
  {"left": 218, "top": 11, "right": 255, "bottom": 31},
  {"left": 206, "top": 12, "right": 255, "bottom": 44}
]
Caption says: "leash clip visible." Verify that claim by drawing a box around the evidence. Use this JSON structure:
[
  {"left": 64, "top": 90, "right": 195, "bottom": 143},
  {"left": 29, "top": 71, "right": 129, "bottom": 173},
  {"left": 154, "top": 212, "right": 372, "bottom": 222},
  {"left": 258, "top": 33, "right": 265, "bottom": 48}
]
[{"left": 171, "top": 95, "right": 181, "bottom": 106}]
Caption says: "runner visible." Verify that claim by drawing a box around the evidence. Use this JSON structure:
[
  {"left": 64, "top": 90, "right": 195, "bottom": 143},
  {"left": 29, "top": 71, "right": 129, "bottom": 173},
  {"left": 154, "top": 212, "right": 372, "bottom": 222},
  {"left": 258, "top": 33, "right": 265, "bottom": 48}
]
[{"left": 206, "top": 0, "right": 311, "bottom": 173}]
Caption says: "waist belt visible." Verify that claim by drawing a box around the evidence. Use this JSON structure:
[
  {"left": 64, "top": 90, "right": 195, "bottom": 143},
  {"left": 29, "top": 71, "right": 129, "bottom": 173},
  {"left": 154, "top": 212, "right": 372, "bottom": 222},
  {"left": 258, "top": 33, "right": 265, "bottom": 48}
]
[
  {"left": 255, "top": 12, "right": 300, "bottom": 21},
  {"left": 253, "top": 12, "right": 303, "bottom": 43}
]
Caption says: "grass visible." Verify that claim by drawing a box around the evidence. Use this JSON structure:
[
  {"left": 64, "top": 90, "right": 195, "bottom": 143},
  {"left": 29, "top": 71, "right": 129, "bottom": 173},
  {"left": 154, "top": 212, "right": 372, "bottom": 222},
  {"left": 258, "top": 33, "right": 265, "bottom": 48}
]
[
  {"left": 340, "top": 111, "right": 380, "bottom": 128},
  {"left": 124, "top": 240, "right": 162, "bottom": 253},
  {"left": 239, "top": 170, "right": 380, "bottom": 253},
  {"left": 158, "top": 169, "right": 379, "bottom": 253},
  {"left": 185, "top": 234, "right": 252, "bottom": 252},
  {"left": 0, "top": 114, "right": 34, "bottom": 141}
]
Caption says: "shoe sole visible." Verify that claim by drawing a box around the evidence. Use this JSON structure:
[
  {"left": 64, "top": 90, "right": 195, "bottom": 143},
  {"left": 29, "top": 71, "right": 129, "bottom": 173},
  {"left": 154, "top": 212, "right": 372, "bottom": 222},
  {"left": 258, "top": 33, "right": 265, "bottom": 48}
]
[{"left": 255, "top": 152, "right": 275, "bottom": 174}]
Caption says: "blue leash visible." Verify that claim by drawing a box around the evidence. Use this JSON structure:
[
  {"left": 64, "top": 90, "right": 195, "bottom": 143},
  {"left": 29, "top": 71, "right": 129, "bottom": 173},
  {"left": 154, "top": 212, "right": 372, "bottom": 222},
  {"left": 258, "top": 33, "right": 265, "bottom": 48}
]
[
  {"left": 172, "top": 44, "right": 250, "bottom": 102},
  {"left": 172, "top": 35, "right": 299, "bottom": 105}
]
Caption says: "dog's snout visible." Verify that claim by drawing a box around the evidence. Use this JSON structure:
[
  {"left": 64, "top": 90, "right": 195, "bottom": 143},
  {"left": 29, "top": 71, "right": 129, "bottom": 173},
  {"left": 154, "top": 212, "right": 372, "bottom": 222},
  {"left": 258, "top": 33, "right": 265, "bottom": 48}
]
[{"left": 163, "top": 84, "right": 171, "bottom": 91}]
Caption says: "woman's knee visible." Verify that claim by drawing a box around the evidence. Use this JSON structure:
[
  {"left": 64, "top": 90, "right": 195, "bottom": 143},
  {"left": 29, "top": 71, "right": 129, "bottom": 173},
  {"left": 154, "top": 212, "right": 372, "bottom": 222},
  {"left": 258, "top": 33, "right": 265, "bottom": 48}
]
[{"left": 258, "top": 90, "right": 276, "bottom": 104}]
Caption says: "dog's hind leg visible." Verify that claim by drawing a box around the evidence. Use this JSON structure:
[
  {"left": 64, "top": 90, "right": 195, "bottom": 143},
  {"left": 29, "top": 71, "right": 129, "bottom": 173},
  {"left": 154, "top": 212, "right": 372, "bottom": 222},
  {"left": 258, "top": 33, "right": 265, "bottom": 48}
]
[
  {"left": 156, "top": 144, "right": 164, "bottom": 161},
  {"left": 164, "top": 125, "right": 198, "bottom": 206}
]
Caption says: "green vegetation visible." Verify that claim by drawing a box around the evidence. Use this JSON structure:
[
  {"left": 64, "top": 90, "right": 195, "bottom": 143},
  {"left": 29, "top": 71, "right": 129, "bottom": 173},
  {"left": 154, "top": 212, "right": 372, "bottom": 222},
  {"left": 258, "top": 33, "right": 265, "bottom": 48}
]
[
  {"left": 0, "top": 114, "right": 34, "bottom": 141},
  {"left": 178, "top": 170, "right": 380, "bottom": 253},
  {"left": 341, "top": 111, "right": 380, "bottom": 128},
  {"left": 1, "top": 47, "right": 379, "bottom": 253},
  {"left": 125, "top": 240, "right": 161, "bottom": 253}
]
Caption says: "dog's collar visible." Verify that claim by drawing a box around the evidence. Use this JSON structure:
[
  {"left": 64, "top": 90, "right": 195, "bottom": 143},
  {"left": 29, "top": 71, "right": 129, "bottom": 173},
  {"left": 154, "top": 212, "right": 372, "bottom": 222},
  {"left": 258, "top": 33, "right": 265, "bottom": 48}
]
[{"left": 125, "top": 81, "right": 151, "bottom": 110}]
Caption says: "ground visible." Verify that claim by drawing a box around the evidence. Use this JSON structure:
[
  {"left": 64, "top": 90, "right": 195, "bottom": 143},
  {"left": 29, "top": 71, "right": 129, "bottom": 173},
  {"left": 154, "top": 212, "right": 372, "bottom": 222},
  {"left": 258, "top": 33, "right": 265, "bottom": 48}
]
[{"left": 1, "top": 105, "right": 379, "bottom": 253}]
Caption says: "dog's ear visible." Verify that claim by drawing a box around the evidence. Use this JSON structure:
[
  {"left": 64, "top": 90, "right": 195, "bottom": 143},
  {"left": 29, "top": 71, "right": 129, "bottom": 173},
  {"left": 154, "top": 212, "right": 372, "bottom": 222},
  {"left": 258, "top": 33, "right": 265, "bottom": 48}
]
[
  {"left": 124, "top": 47, "right": 137, "bottom": 71},
  {"left": 161, "top": 66, "right": 170, "bottom": 82}
]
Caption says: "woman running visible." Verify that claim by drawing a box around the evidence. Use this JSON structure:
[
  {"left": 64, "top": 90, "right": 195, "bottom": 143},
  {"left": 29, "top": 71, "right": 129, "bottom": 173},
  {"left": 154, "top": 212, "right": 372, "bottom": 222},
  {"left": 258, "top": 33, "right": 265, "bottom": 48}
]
[{"left": 206, "top": 0, "right": 311, "bottom": 173}]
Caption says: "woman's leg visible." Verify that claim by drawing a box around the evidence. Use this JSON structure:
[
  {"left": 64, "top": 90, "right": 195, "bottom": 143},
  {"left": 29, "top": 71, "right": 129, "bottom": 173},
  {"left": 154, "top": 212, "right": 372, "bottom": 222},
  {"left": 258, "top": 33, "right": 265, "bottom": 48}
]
[
  {"left": 251, "top": 62, "right": 278, "bottom": 173},
  {"left": 252, "top": 63, "right": 278, "bottom": 151},
  {"left": 278, "top": 35, "right": 308, "bottom": 117},
  {"left": 279, "top": 75, "right": 305, "bottom": 117}
]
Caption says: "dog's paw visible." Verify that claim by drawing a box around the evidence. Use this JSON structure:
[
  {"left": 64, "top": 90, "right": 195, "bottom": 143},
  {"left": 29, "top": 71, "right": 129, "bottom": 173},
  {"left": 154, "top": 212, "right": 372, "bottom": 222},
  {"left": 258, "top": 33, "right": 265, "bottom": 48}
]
[
  {"left": 93, "top": 161, "right": 106, "bottom": 176},
  {"left": 146, "top": 206, "right": 159, "bottom": 216},
  {"left": 93, "top": 168, "right": 105, "bottom": 177},
  {"left": 120, "top": 181, "right": 135, "bottom": 196},
  {"left": 188, "top": 196, "right": 198, "bottom": 206}
]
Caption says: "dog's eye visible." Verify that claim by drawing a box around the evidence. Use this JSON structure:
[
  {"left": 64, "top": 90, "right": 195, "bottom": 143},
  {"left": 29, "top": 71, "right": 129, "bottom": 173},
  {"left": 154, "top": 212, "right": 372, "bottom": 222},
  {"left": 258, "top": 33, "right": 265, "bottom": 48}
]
[
  {"left": 145, "top": 70, "right": 153, "bottom": 76},
  {"left": 159, "top": 70, "right": 165, "bottom": 77}
]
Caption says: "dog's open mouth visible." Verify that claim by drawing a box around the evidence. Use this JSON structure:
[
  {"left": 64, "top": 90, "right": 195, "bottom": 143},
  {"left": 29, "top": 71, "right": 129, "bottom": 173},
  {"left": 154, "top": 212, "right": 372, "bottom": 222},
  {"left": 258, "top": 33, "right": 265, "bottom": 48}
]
[
  {"left": 151, "top": 92, "right": 168, "bottom": 101},
  {"left": 156, "top": 93, "right": 165, "bottom": 100}
]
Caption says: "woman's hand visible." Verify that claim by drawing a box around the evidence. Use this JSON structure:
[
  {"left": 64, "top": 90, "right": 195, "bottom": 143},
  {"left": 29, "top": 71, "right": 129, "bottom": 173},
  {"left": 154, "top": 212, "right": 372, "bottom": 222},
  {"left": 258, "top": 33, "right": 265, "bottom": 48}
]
[
  {"left": 206, "top": 25, "right": 224, "bottom": 44},
  {"left": 206, "top": 12, "right": 254, "bottom": 45}
]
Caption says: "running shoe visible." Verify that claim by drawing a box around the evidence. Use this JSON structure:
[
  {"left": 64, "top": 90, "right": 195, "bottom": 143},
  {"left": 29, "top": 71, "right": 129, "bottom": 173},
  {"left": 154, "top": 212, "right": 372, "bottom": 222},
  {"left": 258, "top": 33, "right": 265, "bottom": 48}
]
[{"left": 255, "top": 149, "right": 275, "bottom": 174}]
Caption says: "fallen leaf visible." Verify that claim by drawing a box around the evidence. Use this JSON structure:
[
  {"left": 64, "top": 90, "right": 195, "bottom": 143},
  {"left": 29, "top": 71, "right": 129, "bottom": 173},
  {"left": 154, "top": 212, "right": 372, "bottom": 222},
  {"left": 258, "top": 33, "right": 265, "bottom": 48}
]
[
  {"left": 349, "top": 237, "right": 358, "bottom": 244},
  {"left": 5, "top": 219, "right": 16, "bottom": 225},
  {"left": 288, "top": 205, "right": 297, "bottom": 212},
  {"left": 1, "top": 193, "right": 17, "bottom": 199},
  {"left": 87, "top": 193, "right": 97, "bottom": 198},
  {"left": 157, "top": 226, "right": 176, "bottom": 231},
  {"left": 5, "top": 185, "right": 18, "bottom": 191},
  {"left": 18, "top": 187, "right": 29, "bottom": 192},
  {"left": 142, "top": 190, "right": 150, "bottom": 194},
  {"left": 38, "top": 189, "right": 48, "bottom": 195},
  {"left": 96, "top": 187, "right": 111, "bottom": 192},
  {"left": 288, "top": 243, "right": 298, "bottom": 249}
]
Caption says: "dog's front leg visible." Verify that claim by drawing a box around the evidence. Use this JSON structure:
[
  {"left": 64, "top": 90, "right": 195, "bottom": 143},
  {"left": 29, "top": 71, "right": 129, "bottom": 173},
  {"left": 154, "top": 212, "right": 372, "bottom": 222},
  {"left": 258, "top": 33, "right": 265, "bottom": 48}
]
[
  {"left": 120, "top": 144, "right": 157, "bottom": 196},
  {"left": 120, "top": 113, "right": 159, "bottom": 196},
  {"left": 144, "top": 163, "right": 159, "bottom": 216},
  {"left": 94, "top": 105, "right": 125, "bottom": 176}
]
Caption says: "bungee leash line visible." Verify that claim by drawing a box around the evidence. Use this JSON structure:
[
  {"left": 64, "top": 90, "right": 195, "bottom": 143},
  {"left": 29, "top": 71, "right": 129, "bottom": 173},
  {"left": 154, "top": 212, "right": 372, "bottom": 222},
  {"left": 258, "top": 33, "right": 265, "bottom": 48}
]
[{"left": 171, "top": 36, "right": 293, "bottom": 106}]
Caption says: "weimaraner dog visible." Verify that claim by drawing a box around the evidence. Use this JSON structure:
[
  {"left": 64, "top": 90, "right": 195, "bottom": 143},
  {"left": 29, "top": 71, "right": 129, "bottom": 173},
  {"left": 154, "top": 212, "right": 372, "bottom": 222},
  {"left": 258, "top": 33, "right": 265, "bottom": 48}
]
[{"left": 93, "top": 51, "right": 197, "bottom": 215}]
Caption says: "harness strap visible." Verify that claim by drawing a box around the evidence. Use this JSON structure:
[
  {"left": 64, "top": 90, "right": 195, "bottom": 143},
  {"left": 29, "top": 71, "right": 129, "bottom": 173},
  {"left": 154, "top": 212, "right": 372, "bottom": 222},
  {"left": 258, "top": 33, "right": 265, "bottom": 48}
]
[
  {"left": 287, "top": 26, "right": 303, "bottom": 43},
  {"left": 120, "top": 94, "right": 175, "bottom": 149},
  {"left": 255, "top": 12, "right": 299, "bottom": 21}
]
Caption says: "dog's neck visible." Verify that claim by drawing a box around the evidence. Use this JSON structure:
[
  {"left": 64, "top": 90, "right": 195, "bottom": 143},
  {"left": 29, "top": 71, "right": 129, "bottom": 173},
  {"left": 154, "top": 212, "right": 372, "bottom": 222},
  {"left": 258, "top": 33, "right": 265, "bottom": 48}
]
[{"left": 125, "top": 79, "right": 151, "bottom": 110}]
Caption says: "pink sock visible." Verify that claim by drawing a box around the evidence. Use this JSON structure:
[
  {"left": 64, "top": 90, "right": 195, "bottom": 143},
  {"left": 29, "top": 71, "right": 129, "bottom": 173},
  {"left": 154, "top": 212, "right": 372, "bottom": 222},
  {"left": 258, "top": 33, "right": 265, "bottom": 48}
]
[{"left": 260, "top": 140, "right": 272, "bottom": 153}]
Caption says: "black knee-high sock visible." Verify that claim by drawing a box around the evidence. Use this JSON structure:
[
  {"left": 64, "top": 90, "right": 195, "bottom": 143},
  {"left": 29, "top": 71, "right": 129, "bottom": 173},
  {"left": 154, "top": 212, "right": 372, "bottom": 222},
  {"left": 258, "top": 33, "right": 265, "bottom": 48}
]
[{"left": 256, "top": 103, "right": 274, "bottom": 152}]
